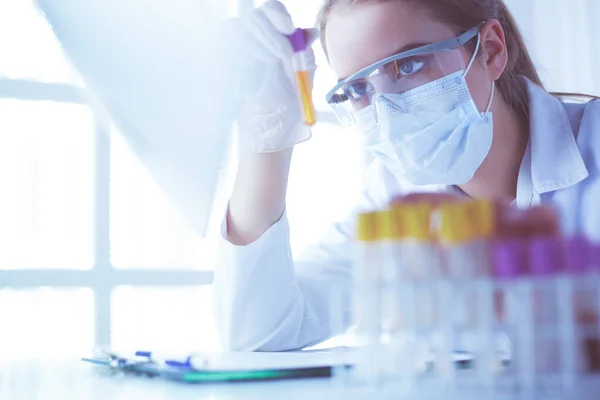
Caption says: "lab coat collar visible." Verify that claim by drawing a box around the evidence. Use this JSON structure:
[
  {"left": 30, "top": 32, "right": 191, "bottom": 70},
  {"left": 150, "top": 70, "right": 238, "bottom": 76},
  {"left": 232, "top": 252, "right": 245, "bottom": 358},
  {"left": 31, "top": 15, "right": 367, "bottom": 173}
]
[{"left": 525, "top": 78, "right": 589, "bottom": 194}]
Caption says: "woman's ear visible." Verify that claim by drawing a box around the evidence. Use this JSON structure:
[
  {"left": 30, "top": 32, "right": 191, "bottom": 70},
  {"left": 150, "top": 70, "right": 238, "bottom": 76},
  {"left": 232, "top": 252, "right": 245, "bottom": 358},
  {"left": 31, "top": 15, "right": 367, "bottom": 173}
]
[{"left": 480, "top": 19, "right": 508, "bottom": 81}]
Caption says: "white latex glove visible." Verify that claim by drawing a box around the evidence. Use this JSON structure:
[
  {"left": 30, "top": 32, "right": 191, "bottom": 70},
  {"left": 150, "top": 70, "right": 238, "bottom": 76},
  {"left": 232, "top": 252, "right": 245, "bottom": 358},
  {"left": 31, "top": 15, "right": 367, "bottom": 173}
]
[{"left": 225, "top": 0, "right": 318, "bottom": 153}]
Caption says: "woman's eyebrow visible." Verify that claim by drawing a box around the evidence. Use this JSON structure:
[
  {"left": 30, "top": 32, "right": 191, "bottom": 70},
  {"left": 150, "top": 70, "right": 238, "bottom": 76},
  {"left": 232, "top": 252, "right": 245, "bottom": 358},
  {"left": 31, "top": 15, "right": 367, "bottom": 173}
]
[{"left": 336, "top": 41, "right": 432, "bottom": 83}]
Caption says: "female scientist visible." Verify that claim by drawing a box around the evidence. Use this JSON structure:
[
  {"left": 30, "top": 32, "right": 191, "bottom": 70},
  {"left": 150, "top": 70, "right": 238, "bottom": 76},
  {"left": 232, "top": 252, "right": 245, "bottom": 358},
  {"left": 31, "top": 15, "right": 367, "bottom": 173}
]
[{"left": 213, "top": 0, "right": 600, "bottom": 351}]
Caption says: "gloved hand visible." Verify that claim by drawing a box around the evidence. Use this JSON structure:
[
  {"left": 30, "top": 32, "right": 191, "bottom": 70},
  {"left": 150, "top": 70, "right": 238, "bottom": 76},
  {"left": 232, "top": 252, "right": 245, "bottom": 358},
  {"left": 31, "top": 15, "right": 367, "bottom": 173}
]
[{"left": 221, "top": 0, "right": 318, "bottom": 153}]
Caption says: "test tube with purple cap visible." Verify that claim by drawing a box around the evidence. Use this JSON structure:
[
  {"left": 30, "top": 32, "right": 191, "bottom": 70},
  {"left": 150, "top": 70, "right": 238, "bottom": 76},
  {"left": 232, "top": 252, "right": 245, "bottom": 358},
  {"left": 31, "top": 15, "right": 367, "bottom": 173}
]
[
  {"left": 492, "top": 238, "right": 531, "bottom": 394},
  {"left": 286, "top": 28, "right": 317, "bottom": 126},
  {"left": 529, "top": 236, "right": 564, "bottom": 393}
]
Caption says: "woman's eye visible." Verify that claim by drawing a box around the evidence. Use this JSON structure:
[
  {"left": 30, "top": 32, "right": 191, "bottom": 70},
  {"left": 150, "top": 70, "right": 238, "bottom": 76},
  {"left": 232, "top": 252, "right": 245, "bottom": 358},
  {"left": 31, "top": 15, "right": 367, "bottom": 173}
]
[
  {"left": 394, "top": 59, "right": 426, "bottom": 78},
  {"left": 344, "top": 81, "right": 372, "bottom": 102}
]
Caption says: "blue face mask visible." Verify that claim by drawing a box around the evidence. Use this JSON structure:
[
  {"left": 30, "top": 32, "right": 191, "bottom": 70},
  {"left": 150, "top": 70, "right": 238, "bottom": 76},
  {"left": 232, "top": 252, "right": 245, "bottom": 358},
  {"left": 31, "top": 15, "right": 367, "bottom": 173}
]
[{"left": 358, "top": 34, "right": 495, "bottom": 186}]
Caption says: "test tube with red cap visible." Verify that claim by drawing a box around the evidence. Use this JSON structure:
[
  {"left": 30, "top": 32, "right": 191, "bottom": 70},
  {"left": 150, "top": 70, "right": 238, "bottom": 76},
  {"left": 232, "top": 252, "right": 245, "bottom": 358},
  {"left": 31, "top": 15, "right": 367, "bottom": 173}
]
[{"left": 564, "top": 237, "right": 600, "bottom": 375}]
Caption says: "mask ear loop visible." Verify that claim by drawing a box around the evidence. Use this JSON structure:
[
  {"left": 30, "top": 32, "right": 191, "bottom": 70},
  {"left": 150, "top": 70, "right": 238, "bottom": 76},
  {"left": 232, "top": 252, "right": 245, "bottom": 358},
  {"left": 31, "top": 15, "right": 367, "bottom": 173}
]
[
  {"left": 485, "top": 81, "right": 495, "bottom": 113},
  {"left": 464, "top": 33, "right": 481, "bottom": 77},
  {"left": 463, "top": 32, "right": 495, "bottom": 114}
]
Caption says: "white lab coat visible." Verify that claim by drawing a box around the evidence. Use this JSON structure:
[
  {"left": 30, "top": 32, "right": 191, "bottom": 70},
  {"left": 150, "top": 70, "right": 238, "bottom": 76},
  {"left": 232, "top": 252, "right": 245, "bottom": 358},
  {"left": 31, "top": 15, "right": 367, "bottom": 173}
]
[{"left": 213, "top": 78, "right": 600, "bottom": 352}]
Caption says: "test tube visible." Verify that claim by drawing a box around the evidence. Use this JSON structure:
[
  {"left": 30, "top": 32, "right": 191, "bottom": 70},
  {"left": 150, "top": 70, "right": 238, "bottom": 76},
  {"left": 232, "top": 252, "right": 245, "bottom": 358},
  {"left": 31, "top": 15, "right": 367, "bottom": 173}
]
[
  {"left": 438, "top": 202, "right": 473, "bottom": 390},
  {"left": 466, "top": 200, "right": 497, "bottom": 390},
  {"left": 403, "top": 203, "right": 442, "bottom": 388},
  {"left": 355, "top": 211, "right": 382, "bottom": 384},
  {"left": 377, "top": 207, "right": 407, "bottom": 381},
  {"left": 556, "top": 237, "right": 586, "bottom": 396},
  {"left": 528, "top": 236, "right": 564, "bottom": 394},
  {"left": 439, "top": 202, "right": 476, "bottom": 278},
  {"left": 376, "top": 209, "right": 395, "bottom": 379},
  {"left": 565, "top": 237, "right": 600, "bottom": 375},
  {"left": 468, "top": 199, "right": 496, "bottom": 276},
  {"left": 286, "top": 28, "right": 317, "bottom": 126},
  {"left": 590, "top": 243, "right": 600, "bottom": 374},
  {"left": 404, "top": 203, "right": 437, "bottom": 280},
  {"left": 492, "top": 238, "right": 530, "bottom": 395},
  {"left": 389, "top": 203, "right": 426, "bottom": 392},
  {"left": 591, "top": 242, "right": 600, "bottom": 374}
]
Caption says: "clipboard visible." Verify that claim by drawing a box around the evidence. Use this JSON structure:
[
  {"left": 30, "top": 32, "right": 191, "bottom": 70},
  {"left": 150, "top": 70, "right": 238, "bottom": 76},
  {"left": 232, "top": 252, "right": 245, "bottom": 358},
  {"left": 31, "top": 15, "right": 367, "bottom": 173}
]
[
  {"left": 81, "top": 351, "right": 345, "bottom": 383},
  {"left": 81, "top": 348, "right": 505, "bottom": 383}
]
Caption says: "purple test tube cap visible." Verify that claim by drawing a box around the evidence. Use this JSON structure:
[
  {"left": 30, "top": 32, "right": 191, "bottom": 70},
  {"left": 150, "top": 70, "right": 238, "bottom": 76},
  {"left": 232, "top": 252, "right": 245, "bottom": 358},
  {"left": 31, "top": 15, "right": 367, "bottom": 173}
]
[
  {"left": 529, "top": 236, "right": 563, "bottom": 277},
  {"left": 592, "top": 241, "right": 600, "bottom": 272},
  {"left": 286, "top": 28, "right": 308, "bottom": 53},
  {"left": 492, "top": 239, "right": 526, "bottom": 279},
  {"left": 564, "top": 236, "right": 591, "bottom": 275}
]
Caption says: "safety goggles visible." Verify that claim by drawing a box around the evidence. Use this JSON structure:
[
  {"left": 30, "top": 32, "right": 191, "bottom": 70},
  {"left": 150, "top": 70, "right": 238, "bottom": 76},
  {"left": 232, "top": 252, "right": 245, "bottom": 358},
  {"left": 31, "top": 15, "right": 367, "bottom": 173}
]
[{"left": 325, "top": 23, "right": 484, "bottom": 126}]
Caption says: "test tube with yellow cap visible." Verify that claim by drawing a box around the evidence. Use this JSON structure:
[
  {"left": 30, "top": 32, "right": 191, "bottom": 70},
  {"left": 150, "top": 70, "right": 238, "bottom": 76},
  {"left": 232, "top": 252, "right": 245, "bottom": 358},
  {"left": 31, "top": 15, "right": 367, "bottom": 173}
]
[
  {"left": 377, "top": 209, "right": 395, "bottom": 329},
  {"left": 387, "top": 204, "right": 425, "bottom": 383},
  {"left": 404, "top": 203, "right": 437, "bottom": 280},
  {"left": 465, "top": 199, "right": 497, "bottom": 385},
  {"left": 437, "top": 202, "right": 474, "bottom": 386},
  {"left": 439, "top": 200, "right": 496, "bottom": 387},
  {"left": 286, "top": 29, "right": 317, "bottom": 126},
  {"left": 355, "top": 211, "right": 383, "bottom": 384},
  {"left": 402, "top": 203, "right": 442, "bottom": 377},
  {"left": 467, "top": 199, "right": 496, "bottom": 276},
  {"left": 439, "top": 201, "right": 478, "bottom": 278},
  {"left": 376, "top": 208, "right": 406, "bottom": 379}
]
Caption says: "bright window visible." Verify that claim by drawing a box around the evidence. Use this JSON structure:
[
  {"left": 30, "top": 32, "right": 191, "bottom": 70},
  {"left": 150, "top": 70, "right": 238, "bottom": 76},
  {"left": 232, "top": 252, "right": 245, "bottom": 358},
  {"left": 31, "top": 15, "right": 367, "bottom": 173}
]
[
  {"left": 0, "top": 0, "right": 219, "bottom": 356},
  {"left": 0, "top": 0, "right": 362, "bottom": 357},
  {"left": 0, "top": 100, "right": 94, "bottom": 270}
]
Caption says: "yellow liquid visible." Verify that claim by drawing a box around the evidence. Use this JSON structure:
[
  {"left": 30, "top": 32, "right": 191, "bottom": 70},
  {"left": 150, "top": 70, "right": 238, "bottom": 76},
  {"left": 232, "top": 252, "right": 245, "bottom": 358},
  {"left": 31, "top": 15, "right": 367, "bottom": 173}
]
[{"left": 296, "top": 70, "right": 317, "bottom": 126}]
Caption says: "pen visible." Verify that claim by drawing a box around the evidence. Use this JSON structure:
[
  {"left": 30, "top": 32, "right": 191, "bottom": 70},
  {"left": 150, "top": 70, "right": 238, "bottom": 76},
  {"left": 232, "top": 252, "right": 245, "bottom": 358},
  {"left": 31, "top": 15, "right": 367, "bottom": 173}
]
[
  {"left": 135, "top": 351, "right": 198, "bottom": 369},
  {"left": 135, "top": 350, "right": 218, "bottom": 370}
]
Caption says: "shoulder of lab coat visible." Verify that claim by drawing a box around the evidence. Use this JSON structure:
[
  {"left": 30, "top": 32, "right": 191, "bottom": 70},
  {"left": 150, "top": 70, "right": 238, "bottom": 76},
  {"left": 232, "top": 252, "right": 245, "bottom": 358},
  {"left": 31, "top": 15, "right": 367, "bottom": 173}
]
[
  {"left": 519, "top": 78, "right": 600, "bottom": 239},
  {"left": 548, "top": 96, "right": 600, "bottom": 239},
  {"left": 574, "top": 99, "right": 600, "bottom": 240},
  {"left": 212, "top": 159, "right": 411, "bottom": 352}
]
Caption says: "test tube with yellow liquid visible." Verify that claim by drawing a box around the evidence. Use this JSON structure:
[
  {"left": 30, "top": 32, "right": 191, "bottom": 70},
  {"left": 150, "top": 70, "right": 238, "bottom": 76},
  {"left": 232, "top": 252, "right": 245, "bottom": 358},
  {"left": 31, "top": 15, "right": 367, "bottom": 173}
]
[{"left": 286, "top": 28, "right": 317, "bottom": 126}]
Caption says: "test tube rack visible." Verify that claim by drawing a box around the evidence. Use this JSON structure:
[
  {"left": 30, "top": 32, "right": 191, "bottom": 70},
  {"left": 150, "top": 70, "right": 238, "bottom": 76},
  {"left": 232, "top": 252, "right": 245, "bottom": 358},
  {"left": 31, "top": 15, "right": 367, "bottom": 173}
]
[{"left": 351, "top": 200, "right": 600, "bottom": 399}]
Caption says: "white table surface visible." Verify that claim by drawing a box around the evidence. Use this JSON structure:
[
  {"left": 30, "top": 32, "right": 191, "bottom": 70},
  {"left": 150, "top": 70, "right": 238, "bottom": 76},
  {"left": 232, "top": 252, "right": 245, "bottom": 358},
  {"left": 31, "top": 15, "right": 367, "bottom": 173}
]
[
  {"left": 3, "top": 358, "right": 599, "bottom": 400},
  {"left": 0, "top": 358, "right": 384, "bottom": 400}
]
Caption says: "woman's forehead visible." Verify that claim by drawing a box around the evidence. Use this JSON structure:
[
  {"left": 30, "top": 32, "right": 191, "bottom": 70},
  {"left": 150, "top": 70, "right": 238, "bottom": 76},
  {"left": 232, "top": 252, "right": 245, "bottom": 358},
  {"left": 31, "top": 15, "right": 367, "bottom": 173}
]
[{"left": 325, "top": 2, "right": 457, "bottom": 80}]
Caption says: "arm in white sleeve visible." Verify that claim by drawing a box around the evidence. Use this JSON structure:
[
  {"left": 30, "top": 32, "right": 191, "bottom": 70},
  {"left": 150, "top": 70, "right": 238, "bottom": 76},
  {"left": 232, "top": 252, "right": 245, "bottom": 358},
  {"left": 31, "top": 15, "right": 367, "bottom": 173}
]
[
  {"left": 214, "top": 209, "right": 355, "bottom": 352},
  {"left": 213, "top": 161, "right": 400, "bottom": 352}
]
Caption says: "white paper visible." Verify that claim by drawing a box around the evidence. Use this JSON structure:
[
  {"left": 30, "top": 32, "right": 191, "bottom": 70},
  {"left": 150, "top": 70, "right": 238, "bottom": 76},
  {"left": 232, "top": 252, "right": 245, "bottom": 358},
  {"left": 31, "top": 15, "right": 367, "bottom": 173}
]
[
  {"left": 183, "top": 349, "right": 478, "bottom": 372},
  {"left": 187, "top": 350, "right": 357, "bottom": 371},
  {"left": 34, "top": 0, "right": 239, "bottom": 237}
]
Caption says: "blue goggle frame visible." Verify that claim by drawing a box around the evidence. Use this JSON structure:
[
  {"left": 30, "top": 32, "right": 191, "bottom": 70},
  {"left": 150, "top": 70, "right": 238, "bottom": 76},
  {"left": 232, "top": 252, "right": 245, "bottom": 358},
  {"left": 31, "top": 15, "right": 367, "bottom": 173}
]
[{"left": 325, "top": 23, "right": 485, "bottom": 105}]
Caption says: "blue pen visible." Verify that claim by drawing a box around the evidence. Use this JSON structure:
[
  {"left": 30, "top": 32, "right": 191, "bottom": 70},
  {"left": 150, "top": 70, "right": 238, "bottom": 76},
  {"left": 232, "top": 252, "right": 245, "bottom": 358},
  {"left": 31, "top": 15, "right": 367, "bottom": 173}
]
[
  {"left": 135, "top": 350, "right": 152, "bottom": 358},
  {"left": 135, "top": 350, "right": 194, "bottom": 369}
]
